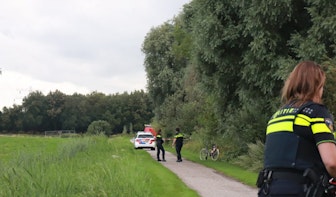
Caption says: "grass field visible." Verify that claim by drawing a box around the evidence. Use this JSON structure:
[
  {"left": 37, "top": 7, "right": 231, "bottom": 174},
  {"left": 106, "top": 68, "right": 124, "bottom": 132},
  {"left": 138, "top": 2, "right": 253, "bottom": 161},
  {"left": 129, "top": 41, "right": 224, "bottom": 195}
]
[
  {"left": 0, "top": 135, "right": 199, "bottom": 197},
  {"left": 0, "top": 134, "right": 258, "bottom": 196}
]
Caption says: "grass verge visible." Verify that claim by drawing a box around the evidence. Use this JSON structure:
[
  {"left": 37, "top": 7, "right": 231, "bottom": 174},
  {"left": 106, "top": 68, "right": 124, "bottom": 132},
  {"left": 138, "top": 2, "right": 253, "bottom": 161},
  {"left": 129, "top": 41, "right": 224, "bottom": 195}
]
[{"left": 165, "top": 145, "right": 258, "bottom": 187}]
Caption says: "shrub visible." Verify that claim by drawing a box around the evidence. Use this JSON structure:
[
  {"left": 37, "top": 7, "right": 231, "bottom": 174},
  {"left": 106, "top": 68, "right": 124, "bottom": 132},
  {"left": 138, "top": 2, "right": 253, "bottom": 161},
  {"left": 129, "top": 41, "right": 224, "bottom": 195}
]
[
  {"left": 87, "top": 120, "right": 112, "bottom": 136},
  {"left": 233, "top": 140, "right": 264, "bottom": 172}
]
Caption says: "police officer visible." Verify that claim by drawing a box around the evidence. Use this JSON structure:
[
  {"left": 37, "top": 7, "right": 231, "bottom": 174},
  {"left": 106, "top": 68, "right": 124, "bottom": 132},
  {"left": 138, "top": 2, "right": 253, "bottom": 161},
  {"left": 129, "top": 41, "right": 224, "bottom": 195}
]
[
  {"left": 172, "top": 128, "right": 184, "bottom": 162},
  {"left": 257, "top": 61, "right": 336, "bottom": 196},
  {"left": 156, "top": 129, "right": 166, "bottom": 162}
]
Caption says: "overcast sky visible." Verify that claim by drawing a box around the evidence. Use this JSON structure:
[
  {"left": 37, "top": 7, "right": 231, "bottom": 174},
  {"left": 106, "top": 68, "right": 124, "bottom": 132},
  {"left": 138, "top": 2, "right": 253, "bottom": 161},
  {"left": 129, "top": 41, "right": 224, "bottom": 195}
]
[{"left": 0, "top": 0, "right": 190, "bottom": 109}]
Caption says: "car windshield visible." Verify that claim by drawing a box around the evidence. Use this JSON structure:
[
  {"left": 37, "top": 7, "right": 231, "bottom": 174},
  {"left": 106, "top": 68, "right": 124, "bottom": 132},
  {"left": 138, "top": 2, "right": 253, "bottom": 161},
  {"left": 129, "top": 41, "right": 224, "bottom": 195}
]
[{"left": 138, "top": 134, "right": 153, "bottom": 138}]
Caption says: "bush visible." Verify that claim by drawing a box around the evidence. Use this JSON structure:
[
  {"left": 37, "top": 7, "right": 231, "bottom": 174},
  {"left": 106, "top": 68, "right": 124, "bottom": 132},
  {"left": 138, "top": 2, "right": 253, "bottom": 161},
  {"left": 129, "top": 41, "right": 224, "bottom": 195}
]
[
  {"left": 87, "top": 120, "right": 112, "bottom": 136},
  {"left": 233, "top": 140, "right": 264, "bottom": 172}
]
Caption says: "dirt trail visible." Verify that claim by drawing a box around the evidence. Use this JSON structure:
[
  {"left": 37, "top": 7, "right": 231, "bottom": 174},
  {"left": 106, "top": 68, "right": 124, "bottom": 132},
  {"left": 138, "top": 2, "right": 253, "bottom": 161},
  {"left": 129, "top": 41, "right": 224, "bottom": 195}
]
[{"left": 146, "top": 150, "right": 258, "bottom": 197}]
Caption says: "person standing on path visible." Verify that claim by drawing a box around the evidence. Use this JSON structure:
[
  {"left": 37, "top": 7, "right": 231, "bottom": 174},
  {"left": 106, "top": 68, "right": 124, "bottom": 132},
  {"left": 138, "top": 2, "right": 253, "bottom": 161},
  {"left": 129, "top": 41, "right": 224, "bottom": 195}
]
[
  {"left": 257, "top": 61, "right": 336, "bottom": 196},
  {"left": 172, "top": 128, "right": 184, "bottom": 162},
  {"left": 156, "top": 129, "right": 166, "bottom": 162}
]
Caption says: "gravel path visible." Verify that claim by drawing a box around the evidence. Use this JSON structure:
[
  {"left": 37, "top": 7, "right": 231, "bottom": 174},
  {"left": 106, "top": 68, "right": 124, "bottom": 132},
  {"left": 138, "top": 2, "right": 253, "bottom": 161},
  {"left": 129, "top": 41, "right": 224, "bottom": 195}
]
[{"left": 146, "top": 149, "right": 258, "bottom": 197}]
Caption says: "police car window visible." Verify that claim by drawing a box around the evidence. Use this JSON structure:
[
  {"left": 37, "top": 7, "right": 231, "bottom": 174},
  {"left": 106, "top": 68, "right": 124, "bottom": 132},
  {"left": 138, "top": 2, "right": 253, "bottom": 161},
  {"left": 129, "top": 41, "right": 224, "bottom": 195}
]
[{"left": 139, "top": 134, "right": 153, "bottom": 138}]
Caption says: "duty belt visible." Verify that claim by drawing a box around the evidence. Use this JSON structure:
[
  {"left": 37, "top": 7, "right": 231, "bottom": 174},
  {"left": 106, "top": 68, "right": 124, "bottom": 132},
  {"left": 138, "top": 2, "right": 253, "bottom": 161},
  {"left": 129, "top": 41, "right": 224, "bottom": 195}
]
[{"left": 271, "top": 171, "right": 306, "bottom": 183}]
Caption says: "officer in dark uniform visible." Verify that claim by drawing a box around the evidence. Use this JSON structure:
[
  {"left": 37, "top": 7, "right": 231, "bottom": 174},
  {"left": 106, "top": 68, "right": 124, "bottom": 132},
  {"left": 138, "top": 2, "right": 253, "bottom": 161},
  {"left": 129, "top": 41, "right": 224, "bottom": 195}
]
[
  {"left": 172, "top": 128, "right": 184, "bottom": 162},
  {"left": 257, "top": 61, "right": 336, "bottom": 197},
  {"left": 156, "top": 129, "right": 166, "bottom": 162}
]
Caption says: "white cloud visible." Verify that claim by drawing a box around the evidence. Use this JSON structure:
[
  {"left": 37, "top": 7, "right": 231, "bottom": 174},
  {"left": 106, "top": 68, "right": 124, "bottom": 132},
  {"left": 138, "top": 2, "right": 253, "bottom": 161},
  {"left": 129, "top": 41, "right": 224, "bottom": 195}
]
[
  {"left": 0, "top": 0, "right": 190, "bottom": 109},
  {"left": 0, "top": 70, "right": 90, "bottom": 108}
]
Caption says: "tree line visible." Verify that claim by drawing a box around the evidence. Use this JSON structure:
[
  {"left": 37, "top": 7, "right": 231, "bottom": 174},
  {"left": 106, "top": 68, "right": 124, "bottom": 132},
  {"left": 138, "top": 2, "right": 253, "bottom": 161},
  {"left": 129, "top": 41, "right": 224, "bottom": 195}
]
[
  {"left": 0, "top": 90, "right": 154, "bottom": 135},
  {"left": 2, "top": 0, "right": 336, "bottom": 165},
  {"left": 142, "top": 0, "right": 336, "bottom": 160}
]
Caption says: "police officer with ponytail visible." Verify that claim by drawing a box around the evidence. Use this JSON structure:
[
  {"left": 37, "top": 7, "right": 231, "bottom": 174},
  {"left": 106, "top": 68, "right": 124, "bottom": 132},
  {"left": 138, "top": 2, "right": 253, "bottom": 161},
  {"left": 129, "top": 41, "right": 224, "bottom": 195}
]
[{"left": 257, "top": 61, "right": 336, "bottom": 196}]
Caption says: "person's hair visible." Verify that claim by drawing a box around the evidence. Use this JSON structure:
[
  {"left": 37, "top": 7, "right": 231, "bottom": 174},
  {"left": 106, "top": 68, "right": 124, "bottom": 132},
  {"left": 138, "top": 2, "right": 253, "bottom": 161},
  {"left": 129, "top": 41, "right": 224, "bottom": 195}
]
[
  {"left": 281, "top": 61, "right": 326, "bottom": 106},
  {"left": 175, "top": 128, "right": 180, "bottom": 132}
]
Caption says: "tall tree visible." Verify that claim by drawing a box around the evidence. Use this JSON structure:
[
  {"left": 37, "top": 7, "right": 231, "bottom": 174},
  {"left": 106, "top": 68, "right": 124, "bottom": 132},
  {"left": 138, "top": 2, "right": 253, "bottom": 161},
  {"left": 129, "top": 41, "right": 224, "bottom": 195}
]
[
  {"left": 60, "top": 93, "right": 90, "bottom": 132},
  {"left": 142, "top": 0, "right": 336, "bottom": 159},
  {"left": 22, "top": 91, "right": 48, "bottom": 132},
  {"left": 142, "top": 22, "right": 184, "bottom": 109},
  {"left": 45, "top": 90, "right": 66, "bottom": 131}
]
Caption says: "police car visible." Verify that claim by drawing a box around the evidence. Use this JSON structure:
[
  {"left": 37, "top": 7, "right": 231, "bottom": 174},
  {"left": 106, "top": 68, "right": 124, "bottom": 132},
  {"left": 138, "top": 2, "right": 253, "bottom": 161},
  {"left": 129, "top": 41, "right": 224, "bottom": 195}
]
[{"left": 133, "top": 131, "right": 156, "bottom": 150}]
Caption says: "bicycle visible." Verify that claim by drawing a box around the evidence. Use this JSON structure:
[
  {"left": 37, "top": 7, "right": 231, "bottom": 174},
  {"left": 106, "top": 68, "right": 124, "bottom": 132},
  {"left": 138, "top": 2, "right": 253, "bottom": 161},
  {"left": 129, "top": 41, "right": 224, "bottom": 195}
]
[{"left": 199, "top": 144, "right": 219, "bottom": 161}]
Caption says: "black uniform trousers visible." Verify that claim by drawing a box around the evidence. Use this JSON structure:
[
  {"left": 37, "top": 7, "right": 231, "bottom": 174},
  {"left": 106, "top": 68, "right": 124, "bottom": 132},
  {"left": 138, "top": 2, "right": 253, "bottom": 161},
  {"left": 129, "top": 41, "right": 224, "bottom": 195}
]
[
  {"left": 175, "top": 143, "right": 183, "bottom": 161},
  {"left": 157, "top": 143, "right": 165, "bottom": 160}
]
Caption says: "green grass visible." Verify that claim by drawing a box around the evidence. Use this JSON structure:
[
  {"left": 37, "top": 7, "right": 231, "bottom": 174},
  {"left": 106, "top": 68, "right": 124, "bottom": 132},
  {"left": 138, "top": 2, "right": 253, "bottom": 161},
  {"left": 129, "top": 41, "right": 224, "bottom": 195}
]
[
  {"left": 0, "top": 134, "right": 258, "bottom": 197},
  {"left": 0, "top": 135, "right": 199, "bottom": 197},
  {"left": 165, "top": 145, "right": 258, "bottom": 187},
  {"left": 0, "top": 135, "right": 65, "bottom": 163}
]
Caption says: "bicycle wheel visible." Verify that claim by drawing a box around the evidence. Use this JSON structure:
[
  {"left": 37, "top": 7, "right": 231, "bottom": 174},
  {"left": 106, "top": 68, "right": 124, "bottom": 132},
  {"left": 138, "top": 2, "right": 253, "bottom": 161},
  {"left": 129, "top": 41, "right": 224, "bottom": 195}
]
[
  {"left": 211, "top": 148, "right": 219, "bottom": 161},
  {"left": 200, "top": 148, "right": 208, "bottom": 160}
]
